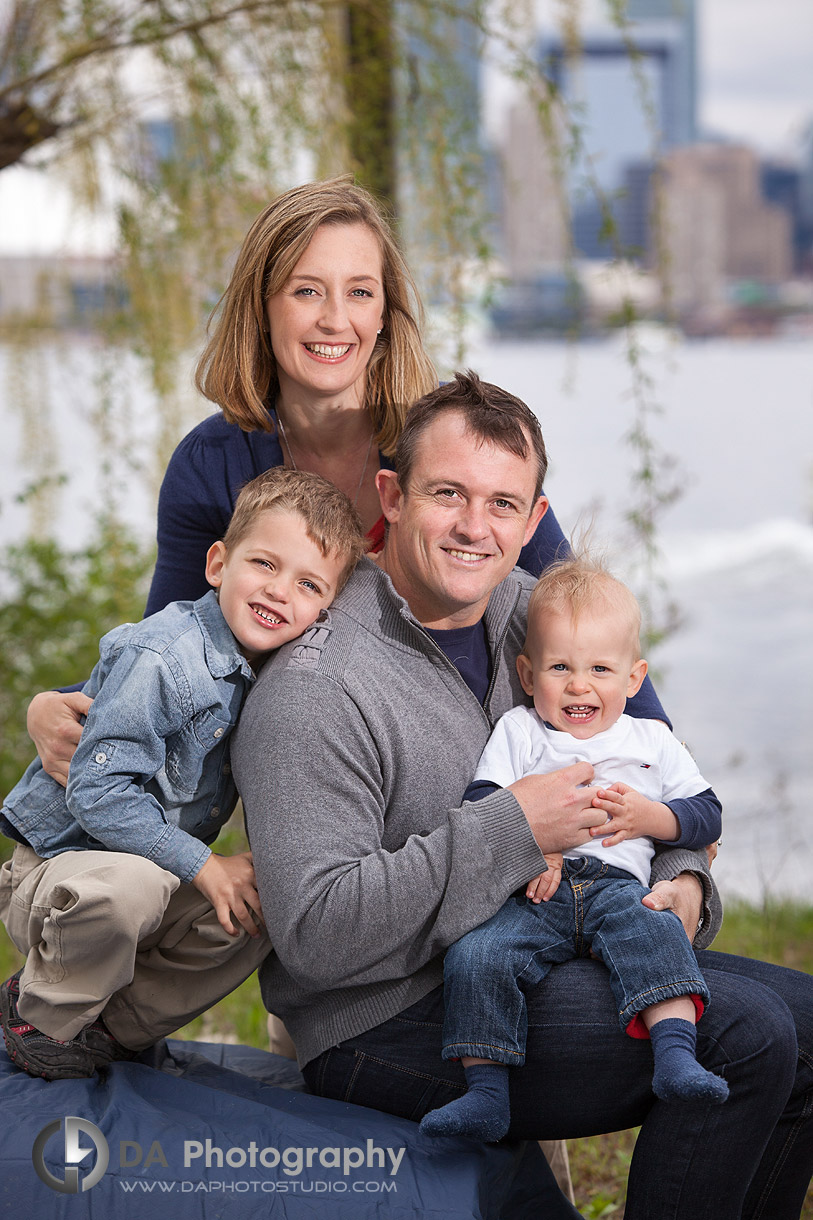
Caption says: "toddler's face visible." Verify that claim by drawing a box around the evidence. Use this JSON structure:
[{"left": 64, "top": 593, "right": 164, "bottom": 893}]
[
  {"left": 516, "top": 607, "right": 647, "bottom": 739},
  {"left": 205, "top": 508, "right": 346, "bottom": 665}
]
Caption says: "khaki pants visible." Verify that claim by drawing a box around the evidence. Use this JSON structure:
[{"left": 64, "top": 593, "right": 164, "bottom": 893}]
[{"left": 0, "top": 844, "right": 270, "bottom": 1048}]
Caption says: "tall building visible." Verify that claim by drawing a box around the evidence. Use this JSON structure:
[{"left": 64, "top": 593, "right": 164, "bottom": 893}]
[
  {"left": 657, "top": 144, "right": 794, "bottom": 314},
  {"left": 625, "top": 0, "right": 697, "bottom": 145},
  {"left": 533, "top": 0, "right": 697, "bottom": 257},
  {"left": 500, "top": 100, "right": 569, "bottom": 277}
]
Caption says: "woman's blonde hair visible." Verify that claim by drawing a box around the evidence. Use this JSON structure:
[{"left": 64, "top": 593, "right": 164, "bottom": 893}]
[{"left": 195, "top": 176, "right": 436, "bottom": 455}]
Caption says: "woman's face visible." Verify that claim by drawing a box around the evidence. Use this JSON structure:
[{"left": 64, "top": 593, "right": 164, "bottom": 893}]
[{"left": 266, "top": 222, "right": 385, "bottom": 408}]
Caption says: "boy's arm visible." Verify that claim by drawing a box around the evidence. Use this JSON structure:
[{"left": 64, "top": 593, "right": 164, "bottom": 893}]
[
  {"left": 192, "top": 851, "right": 264, "bottom": 937},
  {"left": 65, "top": 646, "right": 263, "bottom": 936},
  {"left": 589, "top": 724, "right": 722, "bottom": 849},
  {"left": 663, "top": 789, "right": 722, "bottom": 849},
  {"left": 588, "top": 785, "right": 681, "bottom": 846},
  {"left": 65, "top": 644, "right": 220, "bottom": 884}
]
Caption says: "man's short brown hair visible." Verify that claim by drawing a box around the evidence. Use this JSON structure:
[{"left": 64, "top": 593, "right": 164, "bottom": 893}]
[
  {"left": 224, "top": 467, "right": 365, "bottom": 592},
  {"left": 394, "top": 370, "right": 548, "bottom": 501}
]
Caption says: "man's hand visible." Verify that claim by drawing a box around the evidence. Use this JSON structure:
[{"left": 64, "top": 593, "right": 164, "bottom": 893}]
[
  {"left": 509, "top": 762, "right": 604, "bottom": 855},
  {"left": 526, "top": 853, "right": 563, "bottom": 903},
  {"left": 27, "top": 690, "right": 93, "bottom": 787},
  {"left": 642, "top": 873, "right": 704, "bottom": 942},
  {"left": 589, "top": 782, "right": 679, "bottom": 846},
  {"left": 192, "top": 851, "right": 265, "bottom": 937}
]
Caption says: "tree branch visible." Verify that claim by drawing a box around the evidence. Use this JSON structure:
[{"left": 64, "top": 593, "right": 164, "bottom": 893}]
[{"left": 0, "top": 0, "right": 320, "bottom": 106}]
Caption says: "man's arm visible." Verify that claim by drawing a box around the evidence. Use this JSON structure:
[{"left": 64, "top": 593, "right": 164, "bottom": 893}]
[
  {"left": 26, "top": 689, "right": 93, "bottom": 787},
  {"left": 233, "top": 668, "right": 602, "bottom": 992}
]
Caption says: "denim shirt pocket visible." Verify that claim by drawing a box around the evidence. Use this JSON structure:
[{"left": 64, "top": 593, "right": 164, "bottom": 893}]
[{"left": 165, "top": 709, "right": 234, "bottom": 797}]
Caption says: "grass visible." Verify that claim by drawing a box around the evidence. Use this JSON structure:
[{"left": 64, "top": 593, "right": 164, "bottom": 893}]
[{"left": 0, "top": 899, "right": 810, "bottom": 1215}]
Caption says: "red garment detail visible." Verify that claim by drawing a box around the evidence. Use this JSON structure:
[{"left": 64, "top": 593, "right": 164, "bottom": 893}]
[
  {"left": 365, "top": 515, "right": 386, "bottom": 555},
  {"left": 625, "top": 993, "right": 706, "bottom": 1039}
]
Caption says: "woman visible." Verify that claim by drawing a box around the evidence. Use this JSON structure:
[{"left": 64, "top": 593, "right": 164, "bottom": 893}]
[
  {"left": 26, "top": 174, "right": 597, "bottom": 779},
  {"left": 147, "top": 175, "right": 435, "bottom": 611}
]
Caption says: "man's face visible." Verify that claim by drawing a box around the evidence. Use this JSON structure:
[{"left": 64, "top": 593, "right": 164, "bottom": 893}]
[{"left": 376, "top": 411, "right": 547, "bottom": 629}]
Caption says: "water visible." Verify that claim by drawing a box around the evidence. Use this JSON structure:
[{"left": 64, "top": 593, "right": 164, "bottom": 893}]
[
  {"left": 2, "top": 330, "right": 812, "bottom": 900},
  {"left": 475, "top": 331, "right": 813, "bottom": 901}
]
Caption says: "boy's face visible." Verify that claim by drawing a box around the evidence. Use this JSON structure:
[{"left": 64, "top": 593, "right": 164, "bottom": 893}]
[
  {"left": 205, "top": 508, "right": 346, "bottom": 666},
  {"left": 516, "top": 606, "right": 647, "bottom": 739}
]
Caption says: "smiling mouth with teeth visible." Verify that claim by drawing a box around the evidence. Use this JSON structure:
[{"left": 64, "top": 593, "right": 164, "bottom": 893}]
[
  {"left": 252, "top": 605, "right": 285, "bottom": 625},
  {"left": 563, "top": 705, "right": 597, "bottom": 719},
  {"left": 445, "top": 548, "right": 490, "bottom": 563},
  {"left": 304, "top": 343, "right": 352, "bottom": 360}
]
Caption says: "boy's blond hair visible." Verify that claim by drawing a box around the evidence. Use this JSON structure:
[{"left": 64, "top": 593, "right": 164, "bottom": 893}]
[
  {"left": 525, "top": 556, "right": 642, "bottom": 659},
  {"left": 224, "top": 467, "right": 365, "bottom": 592}
]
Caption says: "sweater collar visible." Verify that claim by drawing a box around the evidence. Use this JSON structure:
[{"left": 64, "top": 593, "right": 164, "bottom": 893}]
[{"left": 333, "top": 556, "right": 525, "bottom": 648}]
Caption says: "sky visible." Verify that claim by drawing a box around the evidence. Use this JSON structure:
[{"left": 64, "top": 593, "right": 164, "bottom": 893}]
[
  {"left": 0, "top": 0, "right": 811, "bottom": 255},
  {"left": 698, "top": 0, "right": 813, "bottom": 154}
]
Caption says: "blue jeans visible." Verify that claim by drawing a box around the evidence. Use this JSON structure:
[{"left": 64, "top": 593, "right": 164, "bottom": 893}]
[
  {"left": 302, "top": 950, "right": 813, "bottom": 1220},
  {"left": 441, "top": 857, "right": 709, "bottom": 1063}
]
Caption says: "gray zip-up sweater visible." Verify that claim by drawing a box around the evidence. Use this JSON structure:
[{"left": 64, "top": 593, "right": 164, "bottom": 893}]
[{"left": 232, "top": 558, "right": 720, "bottom": 1068}]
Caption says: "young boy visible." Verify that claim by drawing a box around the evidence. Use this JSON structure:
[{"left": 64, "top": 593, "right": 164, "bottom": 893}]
[
  {"left": 0, "top": 467, "right": 363, "bottom": 1081},
  {"left": 421, "top": 556, "right": 727, "bottom": 1143}
]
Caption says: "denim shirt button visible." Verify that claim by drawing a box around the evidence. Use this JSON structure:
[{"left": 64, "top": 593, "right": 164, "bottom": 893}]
[
  {"left": 95, "top": 752, "right": 107, "bottom": 764},
  {"left": 213, "top": 728, "right": 224, "bottom": 738},
  {"left": 210, "top": 806, "right": 220, "bottom": 818},
  {"left": 223, "top": 763, "right": 231, "bottom": 775}
]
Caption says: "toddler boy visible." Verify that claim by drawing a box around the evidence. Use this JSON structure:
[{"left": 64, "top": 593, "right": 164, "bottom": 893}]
[
  {"left": 0, "top": 467, "right": 363, "bottom": 1080},
  {"left": 421, "top": 556, "right": 727, "bottom": 1142}
]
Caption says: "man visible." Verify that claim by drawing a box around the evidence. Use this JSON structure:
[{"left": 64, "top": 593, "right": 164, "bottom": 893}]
[{"left": 233, "top": 373, "right": 811, "bottom": 1220}]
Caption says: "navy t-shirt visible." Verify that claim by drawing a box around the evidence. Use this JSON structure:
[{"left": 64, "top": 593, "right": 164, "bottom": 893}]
[{"left": 424, "top": 621, "right": 492, "bottom": 707}]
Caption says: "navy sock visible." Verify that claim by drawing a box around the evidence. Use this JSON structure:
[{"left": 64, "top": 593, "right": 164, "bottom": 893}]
[
  {"left": 649, "top": 1017, "right": 729, "bottom": 1104},
  {"left": 419, "top": 1063, "right": 511, "bottom": 1142}
]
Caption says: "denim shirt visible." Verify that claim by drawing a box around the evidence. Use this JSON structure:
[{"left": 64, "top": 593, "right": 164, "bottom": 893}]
[{"left": 0, "top": 591, "right": 255, "bottom": 883}]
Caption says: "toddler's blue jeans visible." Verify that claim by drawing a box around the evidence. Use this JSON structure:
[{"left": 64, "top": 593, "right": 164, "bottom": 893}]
[{"left": 441, "top": 855, "right": 709, "bottom": 1064}]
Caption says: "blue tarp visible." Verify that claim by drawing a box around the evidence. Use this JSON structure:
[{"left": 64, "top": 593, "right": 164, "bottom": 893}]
[{"left": 0, "top": 1038, "right": 556, "bottom": 1217}]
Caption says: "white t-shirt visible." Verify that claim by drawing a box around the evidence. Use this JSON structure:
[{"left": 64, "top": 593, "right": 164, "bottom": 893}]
[{"left": 472, "top": 707, "right": 711, "bottom": 887}]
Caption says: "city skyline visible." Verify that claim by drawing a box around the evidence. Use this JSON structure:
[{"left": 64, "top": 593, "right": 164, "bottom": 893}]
[
  {"left": 0, "top": 0, "right": 811, "bottom": 255},
  {"left": 492, "top": 0, "right": 813, "bottom": 157}
]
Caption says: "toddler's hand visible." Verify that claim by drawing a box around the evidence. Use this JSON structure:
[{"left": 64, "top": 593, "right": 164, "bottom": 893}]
[
  {"left": 526, "top": 853, "right": 563, "bottom": 903},
  {"left": 192, "top": 850, "right": 264, "bottom": 937},
  {"left": 589, "top": 783, "right": 678, "bottom": 846}
]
